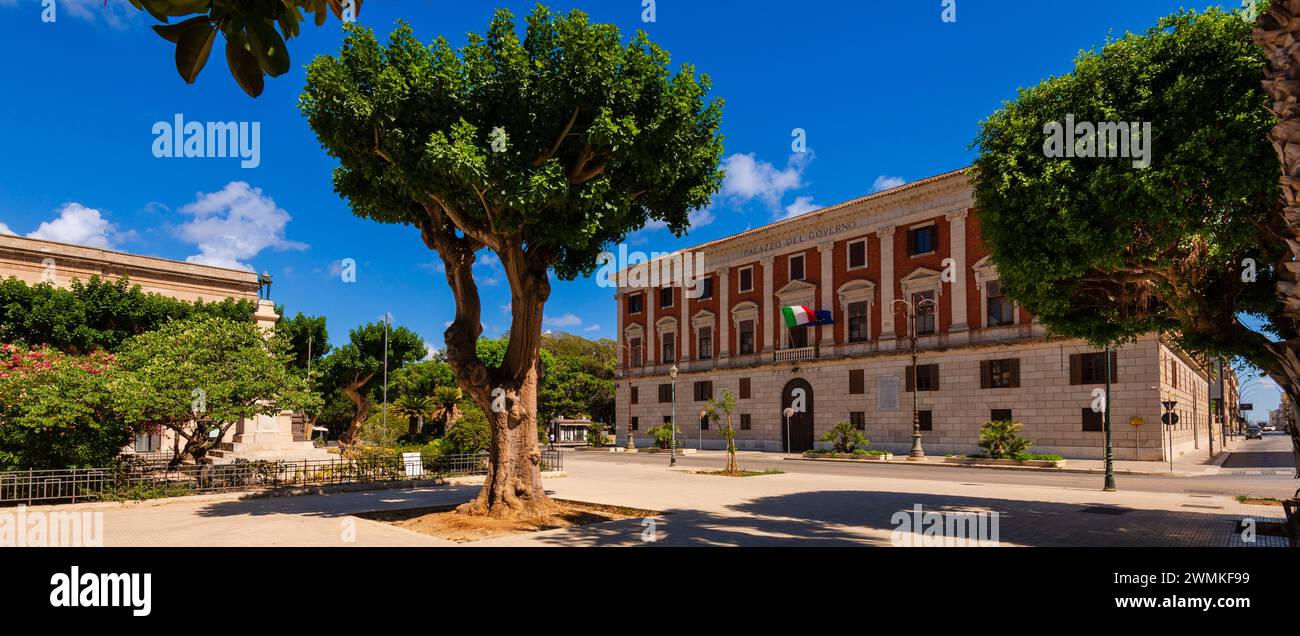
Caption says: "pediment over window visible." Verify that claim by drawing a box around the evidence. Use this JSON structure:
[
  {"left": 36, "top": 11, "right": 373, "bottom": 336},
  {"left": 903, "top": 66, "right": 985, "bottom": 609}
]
[
  {"left": 730, "top": 300, "right": 759, "bottom": 326},
  {"left": 837, "top": 279, "right": 876, "bottom": 311},
  {"left": 655, "top": 316, "right": 678, "bottom": 334},
  {"left": 624, "top": 323, "right": 644, "bottom": 339},
  {"left": 900, "top": 267, "right": 943, "bottom": 296},
  {"left": 691, "top": 309, "right": 716, "bottom": 331},
  {"left": 972, "top": 255, "right": 999, "bottom": 291},
  {"left": 775, "top": 279, "right": 817, "bottom": 297}
]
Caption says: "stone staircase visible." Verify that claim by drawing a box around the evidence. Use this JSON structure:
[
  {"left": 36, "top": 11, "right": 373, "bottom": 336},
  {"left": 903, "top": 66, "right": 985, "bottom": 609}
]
[{"left": 207, "top": 440, "right": 336, "bottom": 463}]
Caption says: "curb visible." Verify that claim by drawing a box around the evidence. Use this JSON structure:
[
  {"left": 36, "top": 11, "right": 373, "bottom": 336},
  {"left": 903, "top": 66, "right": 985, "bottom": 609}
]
[{"left": 780, "top": 455, "right": 1200, "bottom": 477}]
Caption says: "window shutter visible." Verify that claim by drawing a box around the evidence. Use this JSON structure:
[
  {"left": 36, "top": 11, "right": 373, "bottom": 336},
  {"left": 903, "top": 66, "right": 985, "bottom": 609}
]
[
  {"left": 739, "top": 378, "right": 751, "bottom": 399},
  {"left": 980, "top": 360, "right": 991, "bottom": 389},
  {"left": 932, "top": 364, "right": 940, "bottom": 391},
  {"left": 849, "top": 369, "right": 864, "bottom": 394},
  {"left": 1010, "top": 358, "right": 1021, "bottom": 388},
  {"left": 1109, "top": 351, "right": 1119, "bottom": 384},
  {"left": 1069, "top": 354, "right": 1082, "bottom": 385},
  {"left": 905, "top": 367, "right": 914, "bottom": 393}
]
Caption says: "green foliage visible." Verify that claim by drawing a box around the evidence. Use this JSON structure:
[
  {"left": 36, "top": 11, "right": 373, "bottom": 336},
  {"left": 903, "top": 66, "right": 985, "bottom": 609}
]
[
  {"left": 970, "top": 7, "right": 1278, "bottom": 364},
  {"left": 649, "top": 422, "right": 680, "bottom": 449},
  {"left": 273, "top": 308, "right": 330, "bottom": 374},
  {"left": 821, "top": 421, "right": 869, "bottom": 454},
  {"left": 977, "top": 420, "right": 1035, "bottom": 459},
  {"left": 129, "top": 0, "right": 362, "bottom": 97},
  {"left": 443, "top": 402, "right": 491, "bottom": 455},
  {"left": 0, "top": 345, "right": 133, "bottom": 470},
  {"left": 356, "top": 405, "right": 409, "bottom": 448},
  {"left": 586, "top": 420, "right": 608, "bottom": 447},
  {"left": 322, "top": 322, "right": 426, "bottom": 394},
  {"left": 112, "top": 316, "right": 319, "bottom": 460},
  {"left": 0, "top": 276, "right": 254, "bottom": 354},
  {"left": 298, "top": 6, "right": 725, "bottom": 281}
]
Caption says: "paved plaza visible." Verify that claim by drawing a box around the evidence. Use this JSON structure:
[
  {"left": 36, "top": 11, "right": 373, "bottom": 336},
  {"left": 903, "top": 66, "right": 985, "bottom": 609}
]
[{"left": 31, "top": 437, "right": 1293, "bottom": 548}]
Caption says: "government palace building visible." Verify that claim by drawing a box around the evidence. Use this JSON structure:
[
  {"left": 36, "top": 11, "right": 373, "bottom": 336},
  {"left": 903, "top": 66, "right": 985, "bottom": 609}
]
[{"left": 613, "top": 168, "right": 1240, "bottom": 461}]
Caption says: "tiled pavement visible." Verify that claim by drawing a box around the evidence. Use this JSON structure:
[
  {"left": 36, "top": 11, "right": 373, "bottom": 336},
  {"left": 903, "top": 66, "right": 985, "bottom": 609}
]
[{"left": 16, "top": 456, "right": 1290, "bottom": 548}]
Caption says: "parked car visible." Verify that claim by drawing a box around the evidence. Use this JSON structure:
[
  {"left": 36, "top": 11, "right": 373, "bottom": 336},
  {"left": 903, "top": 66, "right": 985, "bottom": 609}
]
[
  {"left": 1263, "top": 425, "right": 1276, "bottom": 432},
  {"left": 1246, "top": 425, "right": 1263, "bottom": 440}
]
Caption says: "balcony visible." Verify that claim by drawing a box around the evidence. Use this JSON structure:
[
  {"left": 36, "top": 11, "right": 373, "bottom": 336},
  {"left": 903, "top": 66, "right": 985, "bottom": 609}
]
[{"left": 773, "top": 346, "right": 818, "bottom": 362}]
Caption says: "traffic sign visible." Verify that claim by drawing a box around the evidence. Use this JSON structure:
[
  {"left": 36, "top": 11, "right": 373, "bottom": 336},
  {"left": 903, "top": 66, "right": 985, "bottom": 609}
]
[
  {"left": 1128, "top": 416, "right": 1144, "bottom": 427},
  {"left": 1240, "top": 403, "right": 1254, "bottom": 411},
  {"left": 1161, "top": 400, "right": 1178, "bottom": 411},
  {"left": 1161, "top": 412, "right": 1180, "bottom": 426}
]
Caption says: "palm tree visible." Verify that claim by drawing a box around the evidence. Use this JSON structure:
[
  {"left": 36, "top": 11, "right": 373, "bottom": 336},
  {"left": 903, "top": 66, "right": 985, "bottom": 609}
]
[
  {"left": 429, "top": 387, "right": 464, "bottom": 437},
  {"left": 391, "top": 394, "right": 436, "bottom": 438}
]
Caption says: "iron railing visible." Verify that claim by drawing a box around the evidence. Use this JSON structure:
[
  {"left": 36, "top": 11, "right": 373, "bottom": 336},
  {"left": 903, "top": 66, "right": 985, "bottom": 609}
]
[{"left": 0, "top": 450, "right": 563, "bottom": 506}]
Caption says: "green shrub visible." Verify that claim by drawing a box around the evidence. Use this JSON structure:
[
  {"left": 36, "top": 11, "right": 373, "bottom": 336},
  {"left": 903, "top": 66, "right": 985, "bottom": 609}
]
[
  {"left": 821, "top": 421, "right": 869, "bottom": 454},
  {"left": 648, "top": 423, "right": 680, "bottom": 449},
  {"left": 978, "top": 420, "right": 1034, "bottom": 459},
  {"left": 444, "top": 402, "right": 490, "bottom": 455},
  {"left": 586, "top": 421, "right": 608, "bottom": 447}
]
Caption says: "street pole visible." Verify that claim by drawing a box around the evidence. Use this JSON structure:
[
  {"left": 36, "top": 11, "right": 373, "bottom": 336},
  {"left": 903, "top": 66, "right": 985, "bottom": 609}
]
[
  {"left": 894, "top": 297, "right": 931, "bottom": 460},
  {"left": 699, "top": 409, "right": 707, "bottom": 451},
  {"left": 1103, "top": 344, "right": 1116, "bottom": 491},
  {"left": 783, "top": 407, "right": 794, "bottom": 454},
  {"left": 382, "top": 313, "right": 390, "bottom": 432},
  {"left": 669, "top": 364, "right": 678, "bottom": 467}
]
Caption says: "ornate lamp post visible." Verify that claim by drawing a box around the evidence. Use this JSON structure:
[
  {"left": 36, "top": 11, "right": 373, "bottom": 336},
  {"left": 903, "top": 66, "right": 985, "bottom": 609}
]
[
  {"left": 1103, "top": 344, "right": 1116, "bottom": 491},
  {"left": 669, "top": 364, "right": 679, "bottom": 467},
  {"left": 783, "top": 406, "right": 795, "bottom": 454},
  {"left": 894, "top": 296, "right": 936, "bottom": 460},
  {"left": 699, "top": 409, "right": 708, "bottom": 450}
]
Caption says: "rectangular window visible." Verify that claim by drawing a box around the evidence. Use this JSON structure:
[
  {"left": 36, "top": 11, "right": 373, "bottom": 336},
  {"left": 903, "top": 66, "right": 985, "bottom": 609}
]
[
  {"left": 630, "top": 337, "right": 642, "bottom": 367},
  {"left": 661, "top": 337, "right": 675, "bottom": 363},
  {"left": 906, "top": 364, "right": 940, "bottom": 392},
  {"left": 135, "top": 432, "right": 161, "bottom": 453},
  {"left": 1082, "top": 408, "right": 1104, "bottom": 432},
  {"left": 912, "top": 290, "right": 936, "bottom": 335},
  {"left": 789, "top": 325, "right": 809, "bottom": 348},
  {"left": 789, "top": 253, "right": 805, "bottom": 281},
  {"left": 739, "top": 378, "right": 751, "bottom": 399},
  {"left": 660, "top": 287, "right": 674, "bottom": 308},
  {"left": 738, "top": 319, "right": 755, "bottom": 355},
  {"left": 697, "top": 326, "right": 713, "bottom": 360},
  {"left": 991, "top": 408, "right": 1013, "bottom": 422},
  {"left": 663, "top": 415, "right": 673, "bottom": 425},
  {"left": 848, "top": 301, "right": 869, "bottom": 342},
  {"left": 1071, "top": 352, "right": 1118, "bottom": 385},
  {"left": 631, "top": 416, "right": 639, "bottom": 431},
  {"left": 658, "top": 384, "right": 672, "bottom": 403},
  {"left": 850, "top": 411, "right": 866, "bottom": 431},
  {"left": 986, "top": 280, "right": 1014, "bottom": 326},
  {"left": 628, "top": 293, "right": 643, "bottom": 314},
  {"left": 740, "top": 414, "right": 752, "bottom": 430},
  {"left": 847, "top": 239, "right": 867, "bottom": 270},
  {"left": 981, "top": 358, "right": 1020, "bottom": 389},
  {"left": 908, "top": 225, "right": 938, "bottom": 256},
  {"left": 849, "top": 369, "right": 865, "bottom": 395},
  {"left": 917, "top": 410, "right": 933, "bottom": 431},
  {"left": 699, "top": 276, "right": 713, "bottom": 299},
  {"left": 739, "top": 266, "right": 754, "bottom": 293},
  {"left": 693, "top": 380, "right": 713, "bottom": 402},
  {"left": 630, "top": 386, "right": 639, "bottom": 405}
]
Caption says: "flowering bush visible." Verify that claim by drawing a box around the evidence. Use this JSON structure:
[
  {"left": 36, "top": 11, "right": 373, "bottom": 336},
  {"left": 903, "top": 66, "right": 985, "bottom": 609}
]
[{"left": 0, "top": 344, "right": 133, "bottom": 469}]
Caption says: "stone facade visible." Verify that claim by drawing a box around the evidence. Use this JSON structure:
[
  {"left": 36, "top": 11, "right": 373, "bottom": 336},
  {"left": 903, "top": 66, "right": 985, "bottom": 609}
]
[{"left": 614, "top": 169, "right": 1235, "bottom": 461}]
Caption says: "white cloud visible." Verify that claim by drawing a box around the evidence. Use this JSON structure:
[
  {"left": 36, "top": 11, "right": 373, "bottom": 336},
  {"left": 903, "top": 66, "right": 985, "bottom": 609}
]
[
  {"left": 59, "top": 0, "right": 136, "bottom": 29},
  {"left": 0, "top": 221, "right": 14, "bottom": 236},
  {"left": 584, "top": 324, "right": 601, "bottom": 333},
  {"left": 27, "top": 202, "right": 121, "bottom": 248},
  {"left": 423, "top": 344, "right": 441, "bottom": 361},
  {"left": 176, "top": 181, "right": 307, "bottom": 271},
  {"left": 781, "top": 195, "right": 820, "bottom": 219},
  {"left": 544, "top": 313, "right": 583, "bottom": 329},
  {"left": 720, "top": 152, "right": 811, "bottom": 209},
  {"left": 871, "top": 175, "right": 906, "bottom": 192}
]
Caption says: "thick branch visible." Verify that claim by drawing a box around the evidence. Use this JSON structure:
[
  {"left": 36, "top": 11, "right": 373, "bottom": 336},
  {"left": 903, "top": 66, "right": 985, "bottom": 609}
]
[{"left": 532, "top": 107, "right": 581, "bottom": 167}]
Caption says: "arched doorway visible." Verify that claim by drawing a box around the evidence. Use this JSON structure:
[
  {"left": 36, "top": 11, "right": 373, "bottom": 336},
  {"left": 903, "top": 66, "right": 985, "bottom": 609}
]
[{"left": 781, "top": 378, "right": 815, "bottom": 453}]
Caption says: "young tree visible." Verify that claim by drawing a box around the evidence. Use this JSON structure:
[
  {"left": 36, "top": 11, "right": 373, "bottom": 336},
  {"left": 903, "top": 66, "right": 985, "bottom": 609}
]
[
  {"left": 112, "top": 317, "right": 318, "bottom": 466},
  {"left": 321, "top": 322, "right": 425, "bottom": 445},
  {"left": 971, "top": 9, "right": 1285, "bottom": 403},
  {"left": 705, "top": 390, "right": 740, "bottom": 474},
  {"left": 300, "top": 8, "right": 724, "bottom": 518}
]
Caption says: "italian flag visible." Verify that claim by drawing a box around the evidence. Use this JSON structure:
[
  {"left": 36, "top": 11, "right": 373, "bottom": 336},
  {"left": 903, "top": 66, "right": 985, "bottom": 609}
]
[{"left": 781, "top": 305, "right": 816, "bottom": 328}]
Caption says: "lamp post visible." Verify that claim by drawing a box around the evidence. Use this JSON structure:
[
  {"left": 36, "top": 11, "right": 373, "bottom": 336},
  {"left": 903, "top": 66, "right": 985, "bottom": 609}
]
[
  {"left": 699, "top": 409, "right": 707, "bottom": 451},
  {"left": 669, "top": 364, "right": 679, "bottom": 467},
  {"left": 1103, "top": 344, "right": 1116, "bottom": 491},
  {"left": 893, "top": 296, "right": 936, "bottom": 460},
  {"left": 382, "top": 312, "right": 391, "bottom": 433},
  {"left": 783, "top": 406, "right": 795, "bottom": 454}
]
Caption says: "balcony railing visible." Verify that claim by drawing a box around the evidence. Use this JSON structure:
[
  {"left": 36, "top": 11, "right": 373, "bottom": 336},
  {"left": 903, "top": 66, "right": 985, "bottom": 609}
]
[{"left": 773, "top": 346, "right": 817, "bottom": 362}]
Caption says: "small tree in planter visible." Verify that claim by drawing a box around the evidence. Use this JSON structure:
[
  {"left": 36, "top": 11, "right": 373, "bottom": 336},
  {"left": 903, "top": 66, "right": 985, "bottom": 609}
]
[
  {"left": 649, "top": 423, "right": 680, "bottom": 450},
  {"left": 586, "top": 421, "right": 608, "bottom": 448},
  {"left": 978, "top": 420, "right": 1034, "bottom": 459},
  {"left": 820, "top": 421, "right": 869, "bottom": 455},
  {"left": 704, "top": 390, "right": 740, "bottom": 474}
]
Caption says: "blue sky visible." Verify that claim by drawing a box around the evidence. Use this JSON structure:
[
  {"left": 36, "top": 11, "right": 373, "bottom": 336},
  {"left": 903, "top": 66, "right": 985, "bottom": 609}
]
[{"left": 0, "top": 0, "right": 1281, "bottom": 416}]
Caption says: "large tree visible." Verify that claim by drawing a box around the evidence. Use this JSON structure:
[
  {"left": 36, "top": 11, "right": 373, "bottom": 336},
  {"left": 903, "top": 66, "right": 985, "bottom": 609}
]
[
  {"left": 971, "top": 8, "right": 1284, "bottom": 398},
  {"left": 112, "top": 316, "right": 318, "bottom": 465},
  {"left": 321, "top": 321, "right": 425, "bottom": 444},
  {"left": 299, "top": 8, "right": 724, "bottom": 518}
]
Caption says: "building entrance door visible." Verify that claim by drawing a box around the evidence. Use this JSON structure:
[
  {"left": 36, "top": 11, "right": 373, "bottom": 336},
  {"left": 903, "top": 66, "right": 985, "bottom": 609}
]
[{"left": 781, "top": 378, "right": 815, "bottom": 453}]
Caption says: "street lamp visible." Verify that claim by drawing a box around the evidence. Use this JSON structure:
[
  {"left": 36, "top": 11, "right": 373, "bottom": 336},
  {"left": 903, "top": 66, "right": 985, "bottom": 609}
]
[
  {"left": 1103, "top": 344, "right": 1116, "bottom": 491},
  {"left": 669, "top": 364, "right": 679, "bottom": 467},
  {"left": 699, "top": 409, "right": 708, "bottom": 451},
  {"left": 893, "top": 296, "right": 936, "bottom": 460},
  {"left": 783, "top": 406, "right": 795, "bottom": 454}
]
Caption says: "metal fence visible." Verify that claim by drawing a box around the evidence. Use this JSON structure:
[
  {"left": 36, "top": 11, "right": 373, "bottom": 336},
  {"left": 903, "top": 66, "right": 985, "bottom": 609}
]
[{"left": 0, "top": 450, "right": 563, "bottom": 506}]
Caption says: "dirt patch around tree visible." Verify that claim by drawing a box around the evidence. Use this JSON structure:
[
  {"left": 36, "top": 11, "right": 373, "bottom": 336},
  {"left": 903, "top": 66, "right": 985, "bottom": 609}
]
[{"left": 356, "top": 499, "right": 660, "bottom": 543}]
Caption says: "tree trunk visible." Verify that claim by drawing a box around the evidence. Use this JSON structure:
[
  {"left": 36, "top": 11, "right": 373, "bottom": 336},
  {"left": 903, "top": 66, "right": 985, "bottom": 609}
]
[
  {"left": 340, "top": 383, "right": 369, "bottom": 445},
  {"left": 419, "top": 200, "right": 560, "bottom": 520},
  {"left": 1254, "top": 2, "right": 1300, "bottom": 479}
]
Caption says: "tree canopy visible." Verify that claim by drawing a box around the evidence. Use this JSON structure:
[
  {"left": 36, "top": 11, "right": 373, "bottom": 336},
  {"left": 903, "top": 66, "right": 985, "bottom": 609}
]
[
  {"left": 320, "top": 320, "right": 425, "bottom": 443},
  {"left": 970, "top": 7, "right": 1280, "bottom": 366}
]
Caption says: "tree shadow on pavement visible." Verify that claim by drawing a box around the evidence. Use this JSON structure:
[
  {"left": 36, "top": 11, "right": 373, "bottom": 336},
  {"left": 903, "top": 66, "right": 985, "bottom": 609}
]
[{"left": 192, "top": 484, "right": 483, "bottom": 519}]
